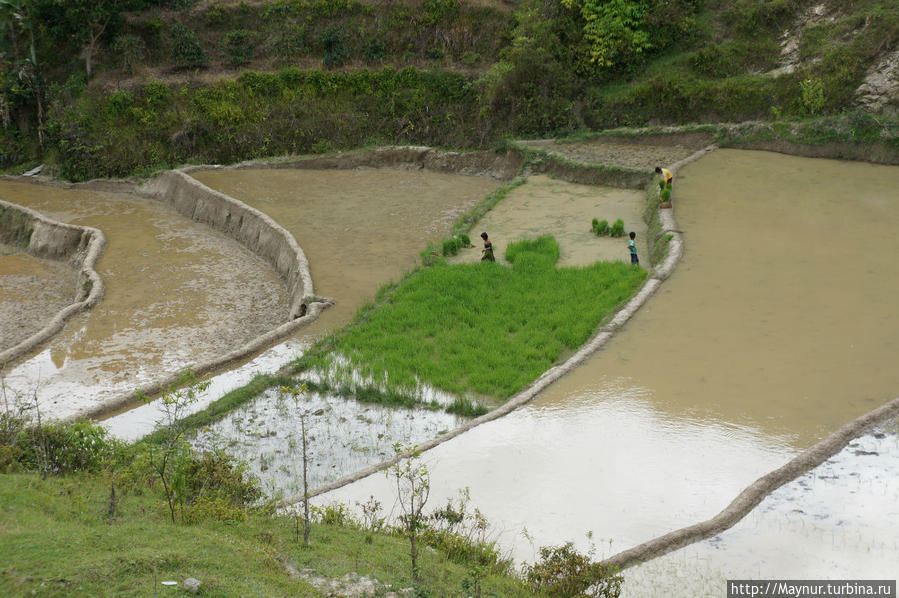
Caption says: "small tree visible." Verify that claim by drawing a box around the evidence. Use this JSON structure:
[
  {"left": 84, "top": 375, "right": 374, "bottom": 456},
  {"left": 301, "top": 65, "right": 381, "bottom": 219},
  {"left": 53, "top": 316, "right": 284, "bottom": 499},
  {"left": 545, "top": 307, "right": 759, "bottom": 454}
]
[
  {"left": 279, "top": 383, "right": 313, "bottom": 545},
  {"left": 169, "top": 24, "right": 206, "bottom": 68},
  {"left": 143, "top": 369, "right": 210, "bottom": 524},
  {"left": 523, "top": 540, "right": 623, "bottom": 598},
  {"left": 388, "top": 444, "right": 431, "bottom": 582},
  {"left": 112, "top": 34, "right": 145, "bottom": 74},
  {"left": 800, "top": 77, "right": 825, "bottom": 115}
]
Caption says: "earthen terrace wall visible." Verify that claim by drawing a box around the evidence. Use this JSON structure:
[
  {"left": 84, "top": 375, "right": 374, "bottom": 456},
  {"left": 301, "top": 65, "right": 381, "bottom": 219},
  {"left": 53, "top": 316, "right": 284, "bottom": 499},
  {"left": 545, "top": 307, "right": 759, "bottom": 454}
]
[{"left": 0, "top": 199, "right": 106, "bottom": 366}]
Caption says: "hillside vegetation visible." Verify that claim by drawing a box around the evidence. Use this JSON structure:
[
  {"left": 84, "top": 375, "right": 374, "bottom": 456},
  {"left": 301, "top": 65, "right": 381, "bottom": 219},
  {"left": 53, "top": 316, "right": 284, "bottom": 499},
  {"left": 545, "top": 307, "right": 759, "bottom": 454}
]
[{"left": 2, "top": 0, "right": 898, "bottom": 178}]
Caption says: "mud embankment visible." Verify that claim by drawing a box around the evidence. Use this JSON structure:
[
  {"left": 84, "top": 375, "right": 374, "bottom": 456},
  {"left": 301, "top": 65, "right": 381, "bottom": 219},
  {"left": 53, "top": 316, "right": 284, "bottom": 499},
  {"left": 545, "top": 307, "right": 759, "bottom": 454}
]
[
  {"left": 137, "top": 171, "right": 315, "bottom": 319},
  {"left": 0, "top": 199, "right": 105, "bottom": 364},
  {"left": 185, "top": 146, "right": 523, "bottom": 181}
]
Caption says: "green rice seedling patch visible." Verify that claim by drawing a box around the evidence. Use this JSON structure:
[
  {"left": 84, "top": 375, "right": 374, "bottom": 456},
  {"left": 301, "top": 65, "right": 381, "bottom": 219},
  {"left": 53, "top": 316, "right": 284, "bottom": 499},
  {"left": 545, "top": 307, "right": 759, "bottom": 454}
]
[{"left": 309, "top": 235, "right": 646, "bottom": 400}]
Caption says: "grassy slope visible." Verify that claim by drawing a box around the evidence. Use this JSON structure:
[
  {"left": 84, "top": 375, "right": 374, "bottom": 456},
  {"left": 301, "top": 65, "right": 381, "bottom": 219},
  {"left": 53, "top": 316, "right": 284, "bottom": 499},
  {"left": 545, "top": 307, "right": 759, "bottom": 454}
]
[
  {"left": 307, "top": 237, "right": 647, "bottom": 400},
  {"left": 0, "top": 473, "right": 532, "bottom": 597}
]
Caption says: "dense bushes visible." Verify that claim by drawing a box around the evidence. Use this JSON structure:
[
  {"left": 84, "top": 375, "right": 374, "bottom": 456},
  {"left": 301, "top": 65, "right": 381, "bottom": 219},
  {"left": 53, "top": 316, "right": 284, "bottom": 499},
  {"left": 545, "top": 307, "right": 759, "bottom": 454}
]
[{"left": 48, "top": 67, "right": 483, "bottom": 180}]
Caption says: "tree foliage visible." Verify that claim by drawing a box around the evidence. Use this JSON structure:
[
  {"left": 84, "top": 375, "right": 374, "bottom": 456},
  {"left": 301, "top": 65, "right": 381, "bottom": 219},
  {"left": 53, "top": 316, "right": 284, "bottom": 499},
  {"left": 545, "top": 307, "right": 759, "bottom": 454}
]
[{"left": 563, "top": 0, "right": 652, "bottom": 68}]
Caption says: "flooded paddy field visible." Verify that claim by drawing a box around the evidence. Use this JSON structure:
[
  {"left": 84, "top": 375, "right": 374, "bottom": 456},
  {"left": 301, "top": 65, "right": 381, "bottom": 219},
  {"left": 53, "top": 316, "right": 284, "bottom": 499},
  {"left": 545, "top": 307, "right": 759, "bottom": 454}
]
[
  {"left": 191, "top": 168, "right": 501, "bottom": 340},
  {"left": 0, "top": 180, "right": 286, "bottom": 420},
  {"left": 0, "top": 251, "right": 76, "bottom": 351},
  {"left": 624, "top": 425, "right": 899, "bottom": 596},
  {"left": 317, "top": 149, "right": 899, "bottom": 581},
  {"left": 193, "top": 386, "right": 464, "bottom": 497},
  {"left": 448, "top": 175, "right": 647, "bottom": 266}
]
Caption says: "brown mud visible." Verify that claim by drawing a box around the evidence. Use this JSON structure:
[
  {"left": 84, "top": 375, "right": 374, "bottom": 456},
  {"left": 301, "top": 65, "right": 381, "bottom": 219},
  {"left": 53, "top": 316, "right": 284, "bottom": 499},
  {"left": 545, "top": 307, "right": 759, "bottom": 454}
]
[
  {"left": 448, "top": 175, "right": 647, "bottom": 266},
  {"left": 0, "top": 253, "right": 76, "bottom": 351},
  {"left": 191, "top": 168, "right": 501, "bottom": 339},
  {"left": 0, "top": 180, "right": 286, "bottom": 419}
]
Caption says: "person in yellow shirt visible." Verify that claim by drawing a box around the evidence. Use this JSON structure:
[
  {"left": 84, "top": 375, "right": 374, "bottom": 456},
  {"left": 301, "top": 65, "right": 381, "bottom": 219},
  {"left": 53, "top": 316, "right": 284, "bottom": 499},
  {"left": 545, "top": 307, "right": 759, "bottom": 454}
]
[{"left": 655, "top": 166, "right": 673, "bottom": 188}]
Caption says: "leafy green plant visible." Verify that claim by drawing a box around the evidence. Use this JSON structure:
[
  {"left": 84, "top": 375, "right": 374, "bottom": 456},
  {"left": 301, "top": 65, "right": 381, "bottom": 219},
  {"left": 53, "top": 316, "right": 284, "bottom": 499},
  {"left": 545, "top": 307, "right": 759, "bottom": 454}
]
[
  {"left": 800, "top": 77, "right": 825, "bottom": 115},
  {"left": 274, "top": 25, "right": 306, "bottom": 59},
  {"left": 389, "top": 444, "right": 431, "bottom": 582},
  {"left": 609, "top": 218, "right": 625, "bottom": 237},
  {"left": 141, "top": 369, "right": 210, "bottom": 523},
  {"left": 441, "top": 236, "right": 461, "bottom": 256},
  {"left": 523, "top": 542, "right": 623, "bottom": 597},
  {"left": 660, "top": 187, "right": 671, "bottom": 204},
  {"left": 320, "top": 25, "right": 348, "bottom": 68},
  {"left": 223, "top": 29, "right": 257, "bottom": 66},
  {"left": 592, "top": 219, "right": 610, "bottom": 236},
  {"left": 169, "top": 24, "right": 207, "bottom": 68},
  {"left": 462, "top": 51, "right": 480, "bottom": 67},
  {"left": 362, "top": 37, "right": 385, "bottom": 64},
  {"left": 112, "top": 34, "right": 146, "bottom": 74}
]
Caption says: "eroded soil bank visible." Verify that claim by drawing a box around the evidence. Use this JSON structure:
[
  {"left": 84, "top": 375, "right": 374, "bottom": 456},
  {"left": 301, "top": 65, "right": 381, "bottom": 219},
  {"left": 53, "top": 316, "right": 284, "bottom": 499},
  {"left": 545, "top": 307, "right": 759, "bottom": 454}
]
[
  {"left": 191, "top": 168, "right": 501, "bottom": 339},
  {"left": 0, "top": 181, "right": 286, "bottom": 420},
  {"left": 0, "top": 252, "right": 76, "bottom": 351},
  {"left": 319, "top": 149, "right": 899, "bottom": 584}
]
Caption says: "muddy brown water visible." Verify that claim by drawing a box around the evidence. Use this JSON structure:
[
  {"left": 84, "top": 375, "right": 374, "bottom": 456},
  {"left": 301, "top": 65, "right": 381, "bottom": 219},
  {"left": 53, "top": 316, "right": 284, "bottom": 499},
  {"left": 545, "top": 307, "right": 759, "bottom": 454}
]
[
  {"left": 0, "top": 252, "right": 76, "bottom": 351},
  {"left": 0, "top": 181, "right": 286, "bottom": 419},
  {"left": 320, "top": 149, "right": 899, "bottom": 581},
  {"left": 191, "top": 168, "right": 501, "bottom": 340}
]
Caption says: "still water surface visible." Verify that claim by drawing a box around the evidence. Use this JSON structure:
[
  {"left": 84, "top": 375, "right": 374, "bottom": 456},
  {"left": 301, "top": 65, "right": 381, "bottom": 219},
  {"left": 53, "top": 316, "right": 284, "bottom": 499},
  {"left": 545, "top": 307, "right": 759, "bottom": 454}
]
[
  {"left": 320, "top": 150, "right": 899, "bottom": 583},
  {"left": 0, "top": 181, "right": 286, "bottom": 419}
]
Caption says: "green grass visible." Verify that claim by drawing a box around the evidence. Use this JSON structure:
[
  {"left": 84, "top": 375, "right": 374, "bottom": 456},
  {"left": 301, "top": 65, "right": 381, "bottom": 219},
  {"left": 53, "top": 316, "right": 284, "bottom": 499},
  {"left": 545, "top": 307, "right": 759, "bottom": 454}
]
[
  {"left": 307, "top": 236, "right": 646, "bottom": 401},
  {"left": 0, "top": 473, "right": 532, "bottom": 597}
]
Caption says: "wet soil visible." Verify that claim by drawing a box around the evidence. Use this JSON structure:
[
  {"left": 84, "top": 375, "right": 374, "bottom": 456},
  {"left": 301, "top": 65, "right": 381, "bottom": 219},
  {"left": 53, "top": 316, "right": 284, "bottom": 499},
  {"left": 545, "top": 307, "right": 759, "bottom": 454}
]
[
  {"left": 192, "top": 168, "right": 501, "bottom": 340},
  {"left": 0, "top": 180, "right": 287, "bottom": 419},
  {"left": 448, "top": 175, "right": 647, "bottom": 266},
  {"left": 518, "top": 139, "right": 699, "bottom": 171},
  {"left": 0, "top": 252, "right": 77, "bottom": 352}
]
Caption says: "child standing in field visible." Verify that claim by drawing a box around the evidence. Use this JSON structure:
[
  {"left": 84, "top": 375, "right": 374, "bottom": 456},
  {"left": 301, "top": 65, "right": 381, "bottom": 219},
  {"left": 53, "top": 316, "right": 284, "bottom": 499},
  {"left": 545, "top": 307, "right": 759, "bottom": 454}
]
[
  {"left": 628, "top": 231, "right": 639, "bottom": 265},
  {"left": 480, "top": 232, "right": 495, "bottom": 262}
]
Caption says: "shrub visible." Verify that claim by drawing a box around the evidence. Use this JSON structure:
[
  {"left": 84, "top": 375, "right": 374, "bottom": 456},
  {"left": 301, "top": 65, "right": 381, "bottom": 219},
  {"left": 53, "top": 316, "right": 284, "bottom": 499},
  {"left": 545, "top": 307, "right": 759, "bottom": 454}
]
[
  {"left": 461, "top": 51, "right": 480, "bottom": 67},
  {"left": 223, "top": 30, "right": 258, "bottom": 66},
  {"left": 274, "top": 25, "right": 307, "bottom": 59},
  {"left": 458, "top": 233, "right": 471, "bottom": 247},
  {"left": 423, "top": 0, "right": 460, "bottom": 26},
  {"left": 320, "top": 25, "right": 349, "bottom": 68},
  {"left": 0, "top": 414, "right": 120, "bottom": 475},
  {"left": 205, "top": 3, "right": 228, "bottom": 25},
  {"left": 143, "top": 81, "right": 171, "bottom": 107},
  {"left": 800, "top": 77, "right": 825, "bottom": 115},
  {"left": 592, "top": 219, "right": 609, "bottom": 236},
  {"left": 169, "top": 24, "right": 207, "bottom": 68},
  {"left": 362, "top": 37, "right": 385, "bottom": 64},
  {"left": 104, "top": 90, "right": 134, "bottom": 119},
  {"left": 112, "top": 35, "right": 146, "bottom": 74},
  {"left": 179, "top": 450, "right": 262, "bottom": 508},
  {"left": 609, "top": 219, "right": 625, "bottom": 237},
  {"left": 523, "top": 542, "right": 623, "bottom": 597}
]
